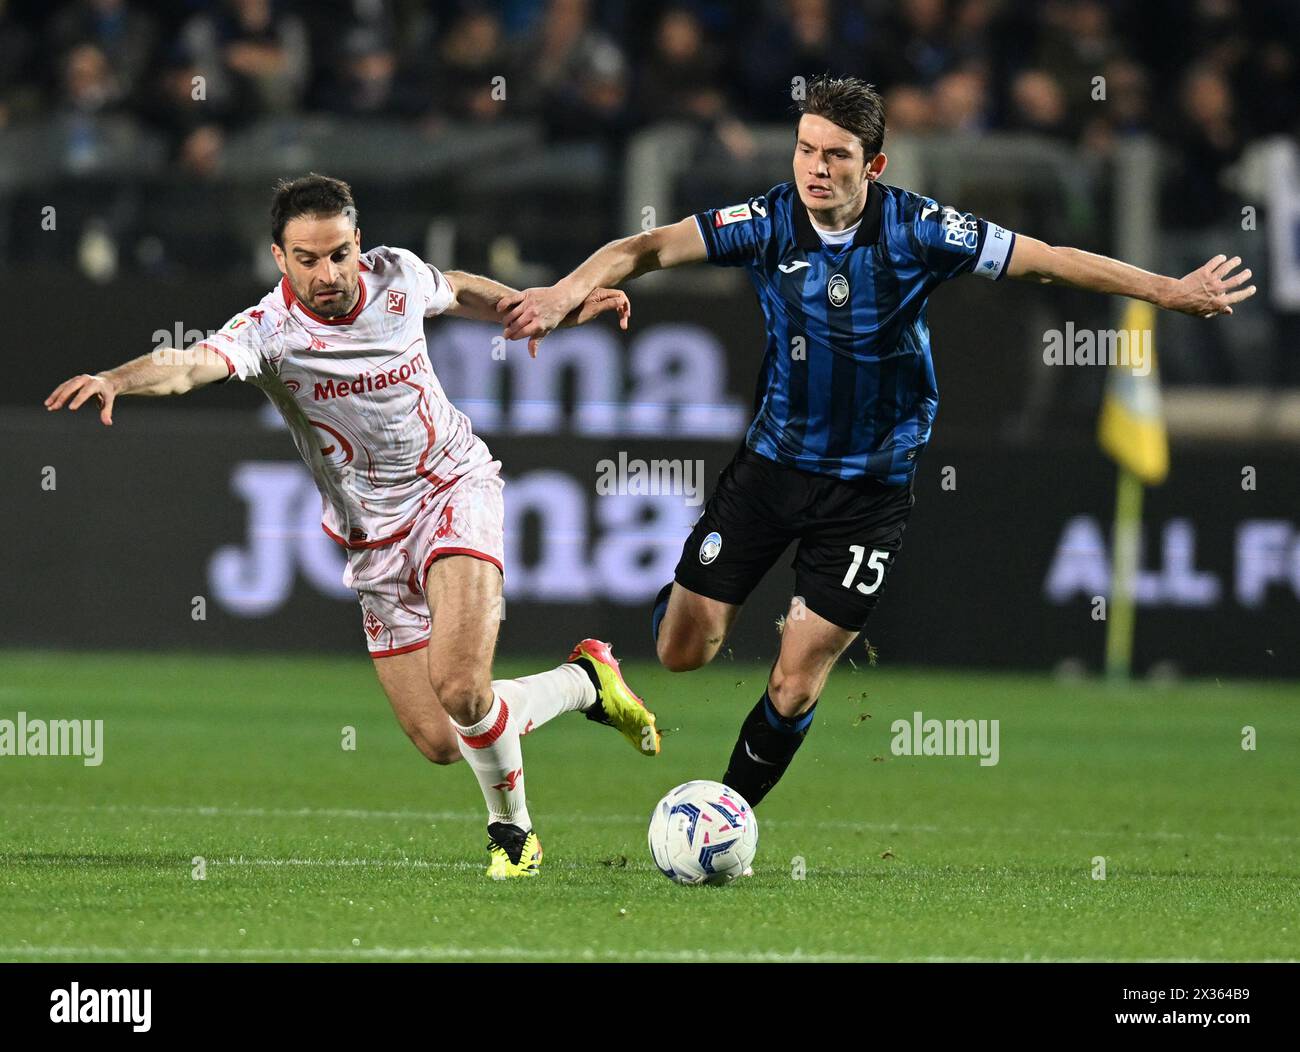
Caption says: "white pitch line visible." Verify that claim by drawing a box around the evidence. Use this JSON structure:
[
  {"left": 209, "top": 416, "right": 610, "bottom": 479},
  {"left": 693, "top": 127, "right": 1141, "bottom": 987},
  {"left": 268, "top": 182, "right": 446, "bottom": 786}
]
[
  {"left": 202, "top": 856, "right": 619, "bottom": 872},
  {"left": 3, "top": 800, "right": 1298, "bottom": 846},
  {"left": 3, "top": 945, "right": 1291, "bottom": 964},
  {"left": 7, "top": 854, "right": 1291, "bottom": 883}
]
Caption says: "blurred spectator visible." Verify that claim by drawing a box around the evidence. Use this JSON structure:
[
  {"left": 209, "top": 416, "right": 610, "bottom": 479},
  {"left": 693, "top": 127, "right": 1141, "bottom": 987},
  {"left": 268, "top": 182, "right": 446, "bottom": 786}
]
[
  {"left": 1033, "top": 0, "right": 1125, "bottom": 128},
  {"left": 883, "top": 84, "right": 935, "bottom": 134},
  {"left": 741, "top": 0, "right": 856, "bottom": 120},
  {"left": 58, "top": 41, "right": 123, "bottom": 116},
  {"left": 182, "top": 0, "right": 310, "bottom": 123},
  {"left": 140, "top": 42, "right": 231, "bottom": 177},
  {"left": 1231, "top": 32, "right": 1299, "bottom": 139},
  {"left": 56, "top": 42, "right": 131, "bottom": 173},
  {"left": 950, "top": 0, "right": 998, "bottom": 68},
  {"left": 422, "top": 9, "right": 514, "bottom": 123},
  {"left": 635, "top": 8, "right": 728, "bottom": 124},
  {"left": 0, "top": 0, "right": 39, "bottom": 128},
  {"left": 1161, "top": 64, "right": 1242, "bottom": 231},
  {"left": 636, "top": 7, "right": 754, "bottom": 160},
  {"left": 300, "top": 0, "right": 407, "bottom": 111},
  {"left": 514, "top": 0, "right": 628, "bottom": 140},
  {"left": 1007, "top": 69, "right": 1074, "bottom": 140},
  {"left": 313, "top": 24, "right": 417, "bottom": 117},
  {"left": 930, "top": 67, "right": 990, "bottom": 133},
  {"left": 1079, "top": 57, "right": 1149, "bottom": 155},
  {"left": 178, "top": 122, "right": 225, "bottom": 179},
  {"left": 867, "top": 0, "right": 959, "bottom": 92},
  {"left": 49, "top": 0, "right": 156, "bottom": 102}
]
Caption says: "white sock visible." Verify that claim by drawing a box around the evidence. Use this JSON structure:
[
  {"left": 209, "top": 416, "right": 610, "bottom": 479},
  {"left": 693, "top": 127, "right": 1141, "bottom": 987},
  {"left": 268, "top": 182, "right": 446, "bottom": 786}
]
[
  {"left": 493, "top": 663, "right": 596, "bottom": 738},
  {"left": 453, "top": 694, "right": 531, "bottom": 830}
]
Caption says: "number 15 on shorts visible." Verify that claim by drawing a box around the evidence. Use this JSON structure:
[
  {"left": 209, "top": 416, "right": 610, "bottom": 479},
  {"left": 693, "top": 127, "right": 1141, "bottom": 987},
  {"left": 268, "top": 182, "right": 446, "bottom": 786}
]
[{"left": 841, "top": 545, "right": 891, "bottom": 595}]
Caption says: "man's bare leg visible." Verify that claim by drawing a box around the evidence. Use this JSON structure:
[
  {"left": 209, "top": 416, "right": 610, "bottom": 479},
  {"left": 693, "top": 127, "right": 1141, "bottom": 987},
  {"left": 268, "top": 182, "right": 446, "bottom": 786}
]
[
  {"left": 654, "top": 581, "right": 742, "bottom": 672},
  {"left": 369, "top": 555, "right": 657, "bottom": 874},
  {"left": 371, "top": 649, "right": 461, "bottom": 765},
  {"left": 419, "top": 556, "right": 533, "bottom": 829}
]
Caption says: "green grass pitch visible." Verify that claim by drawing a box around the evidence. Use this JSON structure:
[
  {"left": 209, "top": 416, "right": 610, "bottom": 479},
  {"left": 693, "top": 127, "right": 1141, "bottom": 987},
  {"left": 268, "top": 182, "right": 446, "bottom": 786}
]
[{"left": 0, "top": 650, "right": 1297, "bottom": 962}]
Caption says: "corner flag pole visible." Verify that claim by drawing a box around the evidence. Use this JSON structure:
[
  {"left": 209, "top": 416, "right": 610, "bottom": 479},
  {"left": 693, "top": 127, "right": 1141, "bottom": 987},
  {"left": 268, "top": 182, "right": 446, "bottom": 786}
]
[{"left": 1105, "top": 465, "right": 1143, "bottom": 680}]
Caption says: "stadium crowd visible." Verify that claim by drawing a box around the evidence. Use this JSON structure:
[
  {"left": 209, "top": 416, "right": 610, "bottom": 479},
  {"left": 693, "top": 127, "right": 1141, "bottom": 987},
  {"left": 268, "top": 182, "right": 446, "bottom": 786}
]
[
  {"left": 3, "top": 0, "right": 1297, "bottom": 198},
  {"left": 1, "top": 0, "right": 1296, "bottom": 383}
]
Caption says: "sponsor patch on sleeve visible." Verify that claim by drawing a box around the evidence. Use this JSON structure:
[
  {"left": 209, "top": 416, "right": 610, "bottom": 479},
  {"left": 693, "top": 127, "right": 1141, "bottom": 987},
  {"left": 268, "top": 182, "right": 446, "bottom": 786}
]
[{"left": 714, "top": 203, "right": 753, "bottom": 227}]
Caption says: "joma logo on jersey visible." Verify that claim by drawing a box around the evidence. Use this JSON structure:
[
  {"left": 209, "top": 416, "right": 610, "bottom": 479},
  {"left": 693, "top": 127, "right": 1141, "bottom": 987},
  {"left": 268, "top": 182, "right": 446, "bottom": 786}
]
[
  {"left": 312, "top": 354, "right": 428, "bottom": 400},
  {"left": 386, "top": 290, "right": 407, "bottom": 315}
]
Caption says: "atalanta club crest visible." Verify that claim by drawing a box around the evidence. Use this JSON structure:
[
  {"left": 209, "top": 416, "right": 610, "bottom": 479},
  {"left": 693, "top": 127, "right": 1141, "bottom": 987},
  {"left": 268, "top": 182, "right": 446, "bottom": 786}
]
[
  {"left": 699, "top": 531, "right": 722, "bottom": 565},
  {"left": 828, "top": 273, "right": 850, "bottom": 307}
]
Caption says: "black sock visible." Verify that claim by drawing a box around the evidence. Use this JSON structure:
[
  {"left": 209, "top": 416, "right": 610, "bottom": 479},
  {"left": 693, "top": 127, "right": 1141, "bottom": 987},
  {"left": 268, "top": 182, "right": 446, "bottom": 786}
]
[
  {"left": 650, "top": 581, "right": 673, "bottom": 645},
  {"left": 722, "top": 692, "right": 816, "bottom": 807}
]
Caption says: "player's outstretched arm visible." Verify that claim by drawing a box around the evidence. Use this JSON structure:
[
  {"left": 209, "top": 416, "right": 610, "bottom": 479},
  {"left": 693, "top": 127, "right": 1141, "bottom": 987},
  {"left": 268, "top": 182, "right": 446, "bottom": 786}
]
[
  {"left": 499, "top": 216, "right": 706, "bottom": 347},
  {"left": 44, "top": 348, "right": 230, "bottom": 426},
  {"left": 1005, "top": 236, "right": 1256, "bottom": 318},
  {"left": 444, "top": 269, "right": 632, "bottom": 356}
]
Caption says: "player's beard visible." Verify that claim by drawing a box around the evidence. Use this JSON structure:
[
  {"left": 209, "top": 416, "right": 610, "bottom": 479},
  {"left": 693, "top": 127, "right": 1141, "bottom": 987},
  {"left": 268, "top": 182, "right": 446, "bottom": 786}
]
[{"left": 299, "top": 277, "right": 359, "bottom": 318}]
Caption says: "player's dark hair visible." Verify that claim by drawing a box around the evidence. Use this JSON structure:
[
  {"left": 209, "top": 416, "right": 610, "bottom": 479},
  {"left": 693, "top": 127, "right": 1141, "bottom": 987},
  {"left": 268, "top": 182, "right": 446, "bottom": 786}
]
[
  {"left": 270, "top": 173, "right": 358, "bottom": 247},
  {"left": 797, "top": 75, "right": 886, "bottom": 158}
]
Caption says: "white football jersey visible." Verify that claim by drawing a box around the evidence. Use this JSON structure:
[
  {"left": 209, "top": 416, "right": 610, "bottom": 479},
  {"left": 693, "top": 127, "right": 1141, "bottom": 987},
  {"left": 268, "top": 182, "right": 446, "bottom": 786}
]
[{"left": 198, "top": 246, "right": 493, "bottom": 549}]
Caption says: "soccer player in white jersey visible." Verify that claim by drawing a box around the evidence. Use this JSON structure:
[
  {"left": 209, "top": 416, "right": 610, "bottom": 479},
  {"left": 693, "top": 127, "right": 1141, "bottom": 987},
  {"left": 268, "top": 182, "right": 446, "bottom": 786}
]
[{"left": 45, "top": 174, "right": 660, "bottom": 879}]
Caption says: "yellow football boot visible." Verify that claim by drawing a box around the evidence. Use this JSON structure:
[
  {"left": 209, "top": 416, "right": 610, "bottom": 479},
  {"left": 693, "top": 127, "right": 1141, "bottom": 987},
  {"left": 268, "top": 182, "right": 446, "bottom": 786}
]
[
  {"left": 569, "top": 638, "right": 661, "bottom": 756},
  {"left": 485, "top": 822, "right": 543, "bottom": 879}
]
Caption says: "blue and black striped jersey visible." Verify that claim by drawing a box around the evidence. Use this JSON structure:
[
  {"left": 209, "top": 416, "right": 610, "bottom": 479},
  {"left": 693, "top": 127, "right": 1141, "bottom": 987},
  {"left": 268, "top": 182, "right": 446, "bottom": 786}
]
[{"left": 694, "top": 181, "right": 1016, "bottom": 483}]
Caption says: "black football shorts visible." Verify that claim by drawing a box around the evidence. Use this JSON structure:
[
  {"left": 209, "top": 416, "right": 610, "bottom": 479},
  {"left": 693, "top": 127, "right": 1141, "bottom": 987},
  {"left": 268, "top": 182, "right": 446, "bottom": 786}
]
[{"left": 673, "top": 444, "right": 915, "bottom": 631}]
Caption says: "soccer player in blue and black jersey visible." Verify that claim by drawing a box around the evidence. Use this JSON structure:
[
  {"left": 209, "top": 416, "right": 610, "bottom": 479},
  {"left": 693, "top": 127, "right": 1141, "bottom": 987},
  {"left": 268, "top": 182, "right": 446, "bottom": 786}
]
[{"left": 502, "top": 76, "right": 1255, "bottom": 811}]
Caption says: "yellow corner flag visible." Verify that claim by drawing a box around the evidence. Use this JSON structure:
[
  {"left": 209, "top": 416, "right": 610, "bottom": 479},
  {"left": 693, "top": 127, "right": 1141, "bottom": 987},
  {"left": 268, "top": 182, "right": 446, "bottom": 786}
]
[
  {"left": 1097, "top": 298, "right": 1168, "bottom": 484},
  {"left": 1098, "top": 298, "right": 1166, "bottom": 680}
]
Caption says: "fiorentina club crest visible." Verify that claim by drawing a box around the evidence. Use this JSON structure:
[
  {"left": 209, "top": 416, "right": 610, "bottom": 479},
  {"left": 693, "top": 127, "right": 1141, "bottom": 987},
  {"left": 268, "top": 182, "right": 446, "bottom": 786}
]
[
  {"left": 386, "top": 289, "right": 407, "bottom": 315},
  {"left": 363, "top": 608, "right": 386, "bottom": 641},
  {"left": 491, "top": 768, "right": 523, "bottom": 792}
]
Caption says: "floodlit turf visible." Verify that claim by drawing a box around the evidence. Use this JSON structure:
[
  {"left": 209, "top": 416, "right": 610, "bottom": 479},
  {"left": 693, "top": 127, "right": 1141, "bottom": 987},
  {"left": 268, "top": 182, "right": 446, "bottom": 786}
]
[{"left": 0, "top": 650, "right": 1297, "bottom": 962}]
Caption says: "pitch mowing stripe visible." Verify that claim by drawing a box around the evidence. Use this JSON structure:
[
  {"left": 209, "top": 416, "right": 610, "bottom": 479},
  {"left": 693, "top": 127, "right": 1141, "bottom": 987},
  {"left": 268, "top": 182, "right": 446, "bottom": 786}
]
[
  {"left": 4, "top": 801, "right": 1299, "bottom": 845},
  {"left": 3, "top": 945, "right": 1293, "bottom": 963}
]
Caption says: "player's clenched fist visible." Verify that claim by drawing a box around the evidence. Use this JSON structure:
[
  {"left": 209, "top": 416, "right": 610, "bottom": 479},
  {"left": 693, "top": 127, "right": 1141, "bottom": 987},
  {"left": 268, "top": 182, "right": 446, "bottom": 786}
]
[
  {"left": 498, "top": 285, "right": 630, "bottom": 357},
  {"left": 498, "top": 285, "right": 573, "bottom": 345},
  {"left": 45, "top": 373, "right": 119, "bottom": 426}
]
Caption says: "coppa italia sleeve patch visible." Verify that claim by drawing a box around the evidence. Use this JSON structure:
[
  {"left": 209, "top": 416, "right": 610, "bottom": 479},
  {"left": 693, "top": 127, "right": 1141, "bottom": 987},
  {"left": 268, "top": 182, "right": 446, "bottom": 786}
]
[{"left": 714, "top": 203, "right": 753, "bottom": 227}]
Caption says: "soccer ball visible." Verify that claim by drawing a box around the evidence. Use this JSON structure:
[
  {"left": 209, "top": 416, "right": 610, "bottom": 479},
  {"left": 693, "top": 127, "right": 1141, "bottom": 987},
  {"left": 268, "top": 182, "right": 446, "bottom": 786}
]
[{"left": 647, "top": 780, "right": 758, "bottom": 885}]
